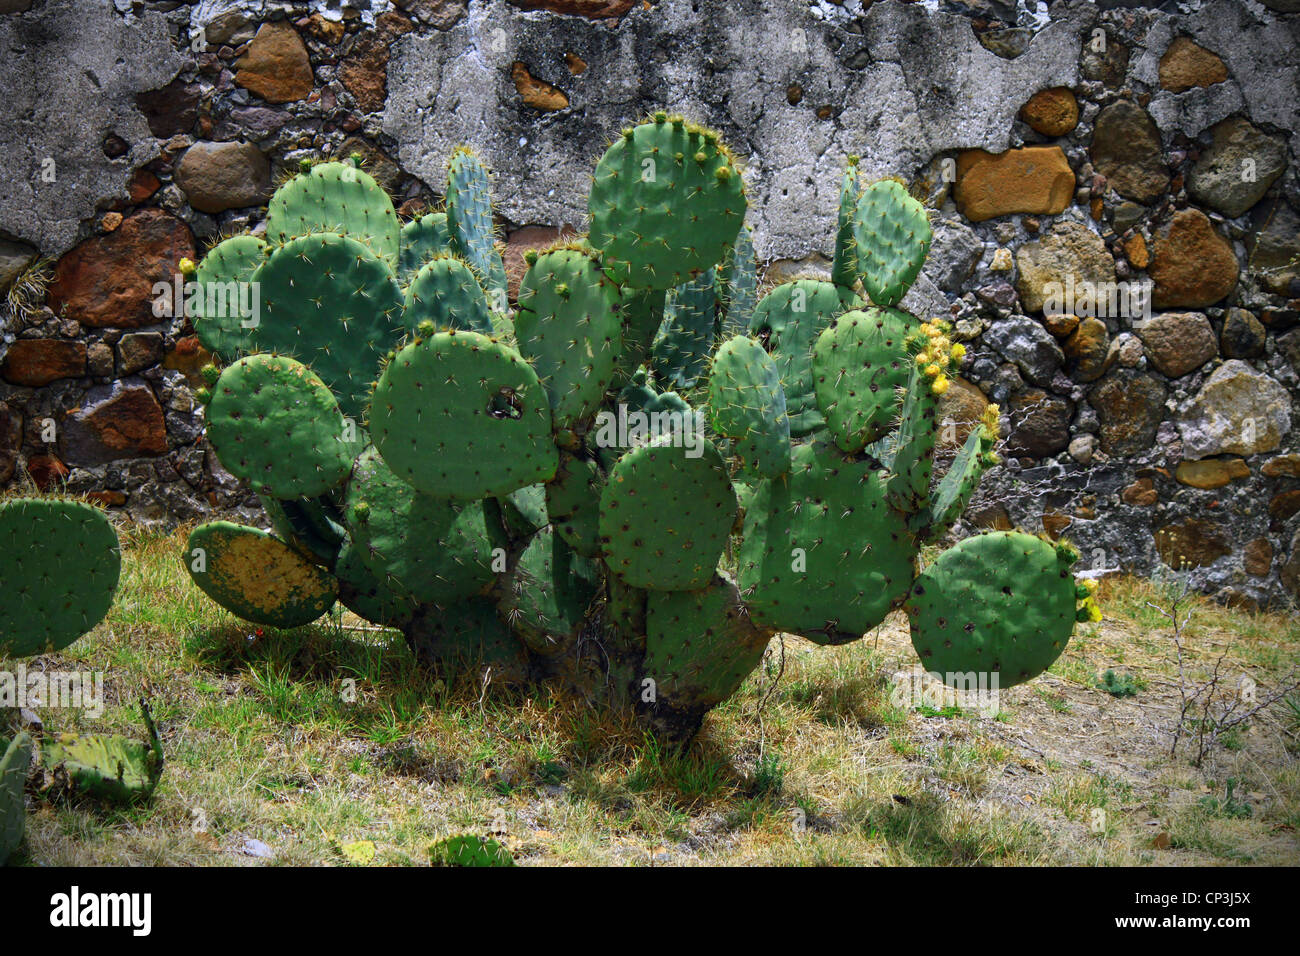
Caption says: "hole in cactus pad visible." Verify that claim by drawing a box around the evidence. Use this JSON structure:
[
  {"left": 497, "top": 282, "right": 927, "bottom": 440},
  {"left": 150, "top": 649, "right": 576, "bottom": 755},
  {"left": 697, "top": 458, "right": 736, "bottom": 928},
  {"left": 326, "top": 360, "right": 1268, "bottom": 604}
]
[{"left": 489, "top": 387, "right": 523, "bottom": 420}]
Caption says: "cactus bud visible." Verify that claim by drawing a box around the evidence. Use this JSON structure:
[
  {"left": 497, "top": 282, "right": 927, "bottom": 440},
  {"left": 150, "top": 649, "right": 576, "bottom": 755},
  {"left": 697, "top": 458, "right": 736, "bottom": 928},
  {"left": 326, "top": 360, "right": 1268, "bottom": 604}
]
[
  {"left": 201, "top": 363, "right": 221, "bottom": 387},
  {"left": 178, "top": 257, "right": 196, "bottom": 277}
]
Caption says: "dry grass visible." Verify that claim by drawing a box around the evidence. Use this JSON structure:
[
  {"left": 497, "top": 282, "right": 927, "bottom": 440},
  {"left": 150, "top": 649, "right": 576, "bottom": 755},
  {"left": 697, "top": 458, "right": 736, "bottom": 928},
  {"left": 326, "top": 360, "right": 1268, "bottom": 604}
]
[{"left": 6, "top": 526, "right": 1299, "bottom": 866}]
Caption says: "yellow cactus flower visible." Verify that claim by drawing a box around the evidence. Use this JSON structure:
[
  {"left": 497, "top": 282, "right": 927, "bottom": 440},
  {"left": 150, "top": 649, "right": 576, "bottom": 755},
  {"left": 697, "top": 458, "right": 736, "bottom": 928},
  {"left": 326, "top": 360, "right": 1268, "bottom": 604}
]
[
  {"left": 931, "top": 375, "right": 950, "bottom": 395},
  {"left": 178, "top": 257, "right": 196, "bottom": 276}
]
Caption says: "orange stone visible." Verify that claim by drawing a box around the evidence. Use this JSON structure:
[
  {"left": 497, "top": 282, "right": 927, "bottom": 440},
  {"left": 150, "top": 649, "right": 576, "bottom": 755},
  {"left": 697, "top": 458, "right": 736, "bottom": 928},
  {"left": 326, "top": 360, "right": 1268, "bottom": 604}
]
[
  {"left": 1019, "top": 87, "right": 1079, "bottom": 137},
  {"left": 954, "top": 147, "right": 1074, "bottom": 222},
  {"left": 1174, "top": 458, "right": 1249, "bottom": 489},
  {"left": 235, "top": 23, "right": 314, "bottom": 103},
  {"left": 1123, "top": 232, "right": 1148, "bottom": 269},
  {"left": 1158, "top": 37, "right": 1228, "bottom": 93},
  {"left": 511, "top": 62, "right": 569, "bottom": 112}
]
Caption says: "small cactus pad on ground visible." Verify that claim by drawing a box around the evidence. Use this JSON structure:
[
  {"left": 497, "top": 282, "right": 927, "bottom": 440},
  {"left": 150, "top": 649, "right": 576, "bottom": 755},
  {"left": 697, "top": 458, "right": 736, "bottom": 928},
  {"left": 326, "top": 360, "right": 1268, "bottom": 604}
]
[
  {"left": 190, "top": 233, "right": 267, "bottom": 361},
  {"left": 185, "top": 522, "right": 338, "bottom": 628},
  {"left": 1, "top": 732, "right": 33, "bottom": 865},
  {"left": 265, "top": 161, "right": 401, "bottom": 263},
  {"left": 250, "top": 232, "right": 406, "bottom": 420},
  {"left": 40, "top": 705, "right": 164, "bottom": 804},
  {"left": 370, "top": 330, "right": 557, "bottom": 500},
  {"left": 905, "top": 531, "right": 1078, "bottom": 688},
  {"left": 206, "top": 354, "right": 357, "bottom": 499},
  {"left": 599, "top": 433, "right": 737, "bottom": 591},
  {"left": 588, "top": 116, "right": 746, "bottom": 290},
  {"left": 429, "top": 834, "right": 515, "bottom": 867},
  {"left": 853, "top": 178, "right": 932, "bottom": 307},
  {"left": 0, "top": 498, "right": 120, "bottom": 658}
]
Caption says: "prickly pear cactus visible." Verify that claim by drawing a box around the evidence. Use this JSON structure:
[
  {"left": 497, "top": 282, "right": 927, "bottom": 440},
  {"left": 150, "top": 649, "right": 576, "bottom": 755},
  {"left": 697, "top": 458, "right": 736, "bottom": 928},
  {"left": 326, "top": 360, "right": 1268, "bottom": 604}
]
[
  {"left": 1, "top": 732, "right": 32, "bottom": 865},
  {"left": 177, "top": 125, "right": 1094, "bottom": 744}
]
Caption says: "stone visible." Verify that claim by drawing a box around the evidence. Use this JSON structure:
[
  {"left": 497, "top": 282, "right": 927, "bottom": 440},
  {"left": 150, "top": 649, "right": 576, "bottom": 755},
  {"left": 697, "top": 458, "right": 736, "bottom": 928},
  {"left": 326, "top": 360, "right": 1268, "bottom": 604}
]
[
  {"left": 1284, "top": 531, "right": 1300, "bottom": 598},
  {"left": 1220, "top": 308, "right": 1265, "bottom": 359},
  {"left": 1, "top": 339, "right": 86, "bottom": 386},
  {"left": 134, "top": 78, "right": 201, "bottom": 139},
  {"left": 117, "top": 332, "right": 163, "bottom": 376},
  {"left": 1178, "top": 360, "right": 1291, "bottom": 459},
  {"left": 1015, "top": 222, "right": 1117, "bottom": 314},
  {"left": 1187, "top": 117, "right": 1287, "bottom": 219},
  {"left": 128, "top": 168, "right": 162, "bottom": 203},
  {"left": 85, "top": 490, "right": 127, "bottom": 508},
  {"left": 101, "top": 212, "right": 123, "bottom": 232},
  {"left": 1064, "top": 317, "right": 1112, "bottom": 383},
  {"left": 1121, "top": 477, "right": 1158, "bottom": 506},
  {"left": 1243, "top": 538, "right": 1273, "bottom": 577},
  {"left": 506, "top": 0, "right": 636, "bottom": 16},
  {"left": 936, "top": 377, "right": 988, "bottom": 451},
  {"left": 163, "top": 335, "right": 213, "bottom": 387},
  {"left": 0, "top": 402, "right": 21, "bottom": 484},
  {"left": 1135, "top": 312, "right": 1217, "bottom": 378},
  {"left": 1042, "top": 313, "right": 1080, "bottom": 338},
  {"left": 1269, "top": 491, "right": 1300, "bottom": 523},
  {"left": 47, "top": 209, "right": 193, "bottom": 329},
  {"left": 303, "top": 14, "right": 346, "bottom": 44},
  {"left": 983, "top": 316, "right": 1063, "bottom": 387},
  {"left": 1262, "top": 454, "right": 1300, "bottom": 478},
  {"left": 1247, "top": 198, "right": 1300, "bottom": 297},
  {"left": 339, "top": 137, "right": 403, "bottom": 193},
  {"left": 1018, "top": 87, "right": 1079, "bottom": 137},
  {"left": 1068, "top": 434, "right": 1095, "bottom": 465},
  {"left": 923, "top": 219, "right": 983, "bottom": 290},
  {"left": 235, "top": 23, "right": 314, "bottom": 104},
  {"left": 60, "top": 383, "right": 168, "bottom": 466},
  {"left": 1174, "top": 458, "right": 1249, "bottom": 489},
  {"left": 1158, "top": 37, "right": 1228, "bottom": 93},
  {"left": 392, "top": 0, "right": 469, "bottom": 29},
  {"left": 339, "top": 35, "right": 389, "bottom": 114},
  {"left": 1149, "top": 209, "right": 1238, "bottom": 309},
  {"left": 0, "top": 238, "right": 36, "bottom": 291},
  {"left": 25, "top": 453, "right": 69, "bottom": 491},
  {"left": 511, "top": 62, "right": 569, "bottom": 112},
  {"left": 953, "top": 147, "right": 1073, "bottom": 222},
  {"left": 1112, "top": 203, "right": 1146, "bottom": 234},
  {"left": 86, "top": 342, "right": 114, "bottom": 378},
  {"left": 1041, "top": 512, "right": 1073, "bottom": 539},
  {"left": 1004, "top": 389, "right": 1073, "bottom": 458},
  {"left": 1089, "top": 370, "right": 1167, "bottom": 457},
  {"left": 174, "top": 141, "right": 272, "bottom": 214},
  {"left": 989, "top": 247, "right": 1013, "bottom": 272},
  {"left": 1154, "top": 519, "right": 1231, "bottom": 569},
  {"left": 1081, "top": 32, "right": 1129, "bottom": 88},
  {"left": 1090, "top": 101, "right": 1169, "bottom": 204},
  {"left": 1122, "top": 233, "right": 1148, "bottom": 269}
]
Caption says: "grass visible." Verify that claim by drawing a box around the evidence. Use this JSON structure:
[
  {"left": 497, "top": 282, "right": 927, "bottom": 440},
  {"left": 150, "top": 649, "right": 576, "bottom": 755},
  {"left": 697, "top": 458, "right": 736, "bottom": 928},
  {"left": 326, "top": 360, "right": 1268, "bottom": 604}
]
[{"left": 5, "top": 526, "right": 1300, "bottom": 866}]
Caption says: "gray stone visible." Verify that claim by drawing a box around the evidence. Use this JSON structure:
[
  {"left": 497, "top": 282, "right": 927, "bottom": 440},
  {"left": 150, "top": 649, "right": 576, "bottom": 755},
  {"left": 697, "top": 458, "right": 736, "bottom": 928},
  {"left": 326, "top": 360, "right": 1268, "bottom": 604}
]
[
  {"left": 983, "top": 315, "right": 1064, "bottom": 387},
  {"left": 923, "top": 219, "right": 983, "bottom": 292},
  {"left": 1090, "top": 100, "right": 1169, "bottom": 204},
  {"left": 0, "top": 238, "right": 35, "bottom": 291},
  {"left": 1187, "top": 117, "right": 1287, "bottom": 219},
  {"left": 1178, "top": 360, "right": 1292, "bottom": 459},
  {"left": 174, "top": 141, "right": 273, "bottom": 214}
]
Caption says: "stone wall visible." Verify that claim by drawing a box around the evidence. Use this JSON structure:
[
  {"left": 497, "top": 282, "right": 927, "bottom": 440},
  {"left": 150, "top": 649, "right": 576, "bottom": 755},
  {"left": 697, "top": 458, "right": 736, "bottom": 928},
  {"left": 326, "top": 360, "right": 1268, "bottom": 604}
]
[{"left": 1, "top": 0, "right": 1298, "bottom": 608}]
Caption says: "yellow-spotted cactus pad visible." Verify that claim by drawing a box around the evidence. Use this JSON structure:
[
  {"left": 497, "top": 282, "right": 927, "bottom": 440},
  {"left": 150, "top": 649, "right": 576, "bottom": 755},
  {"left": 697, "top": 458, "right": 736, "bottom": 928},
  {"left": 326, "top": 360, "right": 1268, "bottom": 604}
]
[{"left": 185, "top": 522, "right": 337, "bottom": 628}]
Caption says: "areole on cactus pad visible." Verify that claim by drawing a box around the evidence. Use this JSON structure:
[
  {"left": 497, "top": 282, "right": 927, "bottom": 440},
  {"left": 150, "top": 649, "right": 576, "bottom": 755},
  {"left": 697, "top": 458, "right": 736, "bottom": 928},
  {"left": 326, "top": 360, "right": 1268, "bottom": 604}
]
[{"left": 178, "top": 118, "right": 1097, "bottom": 744}]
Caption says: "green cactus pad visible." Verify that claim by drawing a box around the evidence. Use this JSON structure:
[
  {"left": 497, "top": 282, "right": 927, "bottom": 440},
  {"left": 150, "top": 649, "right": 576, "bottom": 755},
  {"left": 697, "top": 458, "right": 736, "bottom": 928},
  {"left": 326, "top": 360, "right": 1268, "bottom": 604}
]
[
  {"left": 185, "top": 522, "right": 337, "bottom": 628},
  {"left": 0, "top": 498, "right": 120, "bottom": 658},
  {"left": 885, "top": 359, "right": 941, "bottom": 518},
  {"left": 260, "top": 494, "right": 348, "bottom": 566},
  {"left": 40, "top": 709, "right": 163, "bottom": 804},
  {"left": 344, "top": 447, "right": 499, "bottom": 605},
  {"left": 812, "top": 307, "right": 916, "bottom": 454},
  {"left": 927, "top": 409, "right": 998, "bottom": 542},
  {"left": 370, "top": 330, "right": 557, "bottom": 500},
  {"left": 494, "top": 483, "right": 549, "bottom": 542},
  {"left": 446, "top": 148, "right": 508, "bottom": 309},
  {"left": 405, "top": 597, "right": 528, "bottom": 682},
  {"left": 905, "top": 531, "right": 1077, "bottom": 688},
  {"left": 644, "top": 573, "right": 771, "bottom": 712},
  {"left": 546, "top": 452, "right": 604, "bottom": 558},
  {"left": 333, "top": 539, "right": 418, "bottom": 629},
  {"left": 429, "top": 834, "right": 515, "bottom": 867},
  {"left": 749, "top": 279, "right": 858, "bottom": 436},
  {"left": 589, "top": 117, "right": 746, "bottom": 290},
  {"left": 498, "top": 527, "right": 600, "bottom": 656},
  {"left": 402, "top": 254, "right": 495, "bottom": 335},
  {"left": 249, "top": 232, "right": 406, "bottom": 421},
  {"left": 716, "top": 224, "right": 758, "bottom": 338},
  {"left": 617, "top": 286, "right": 668, "bottom": 376},
  {"left": 265, "top": 161, "right": 400, "bottom": 263},
  {"left": 651, "top": 269, "right": 717, "bottom": 390},
  {"left": 707, "top": 335, "right": 791, "bottom": 478},
  {"left": 1, "top": 732, "right": 32, "bottom": 864},
  {"left": 206, "top": 354, "right": 356, "bottom": 499},
  {"left": 191, "top": 234, "right": 267, "bottom": 361},
  {"left": 599, "top": 433, "right": 736, "bottom": 591},
  {"left": 853, "top": 178, "right": 932, "bottom": 307},
  {"left": 516, "top": 248, "right": 623, "bottom": 429},
  {"left": 398, "top": 212, "right": 452, "bottom": 285},
  {"left": 739, "top": 441, "right": 917, "bottom": 643},
  {"left": 832, "top": 158, "right": 861, "bottom": 290}
]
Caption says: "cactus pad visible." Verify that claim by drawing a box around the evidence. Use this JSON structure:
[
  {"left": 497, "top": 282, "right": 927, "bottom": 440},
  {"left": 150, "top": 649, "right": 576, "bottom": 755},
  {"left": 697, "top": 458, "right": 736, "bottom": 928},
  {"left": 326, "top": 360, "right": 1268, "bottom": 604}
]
[
  {"left": 905, "top": 531, "right": 1077, "bottom": 688},
  {"left": 707, "top": 335, "right": 791, "bottom": 478},
  {"left": 812, "top": 307, "right": 917, "bottom": 454},
  {"left": 265, "top": 161, "right": 400, "bottom": 263},
  {"left": 1, "top": 732, "right": 32, "bottom": 864},
  {"left": 853, "top": 178, "right": 932, "bottom": 307},
  {"left": 402, "top": 254, "right": 495, "bottom": 335},
  {"left": 651, "top": 269, "right": 718, "bottom": 390},
  {"left": 589, "top": 117, "right": 746, "bottom": 290},
  {"left": 498, "top": 527, "right": 600, "bottom": 656},
  {"left": 546, "top": 452, "right": 604, "bottom": 558},
  {"left": 370, "top": 330, "right": 557, "bottom": 500},
  {"left": 185, "top": 522, "right": 337, "bottom": 628},
  {"left": 398, "top": 212, "right": 452, "bottom": 285},
  {"left": 0, "top": 497, "right": 120, "bottom": 658},
  {"left": 599, "top": 433, "right": 736, "bottom": 591},
  {"left": 40, "top": 708, "right": 163, "bottom": 804},
  {"left": 429, "top": 834, "right": 515, "bottom": 867},
  {"left": 446, "top": 148, "right": 508, "bottom": 308},
  {"left": 206, "top": 354, "right": 356, "bottom": 499},
  {"left": 191, "top": 234, "right": 267, "bottom": 361}
]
